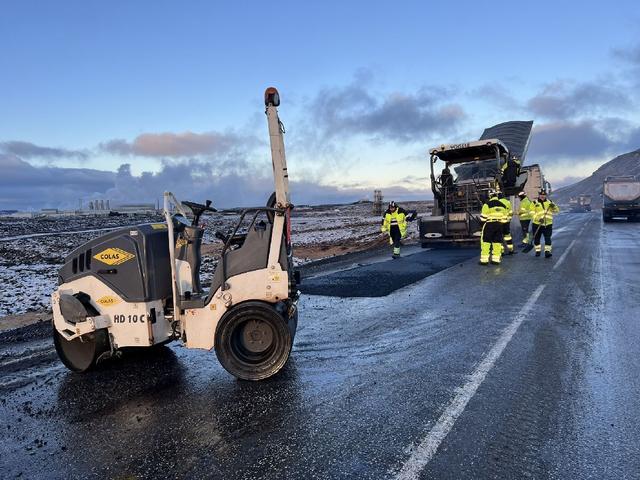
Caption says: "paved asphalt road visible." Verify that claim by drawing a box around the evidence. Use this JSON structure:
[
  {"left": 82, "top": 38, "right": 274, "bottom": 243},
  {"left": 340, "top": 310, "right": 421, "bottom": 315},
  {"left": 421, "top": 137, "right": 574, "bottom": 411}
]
[{"left": 1, "top": 211, "right": 639, "bottom": 479}]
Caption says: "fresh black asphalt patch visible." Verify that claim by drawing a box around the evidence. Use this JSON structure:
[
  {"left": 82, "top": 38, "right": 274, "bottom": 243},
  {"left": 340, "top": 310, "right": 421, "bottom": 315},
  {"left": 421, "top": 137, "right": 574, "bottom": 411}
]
[{"left": 299, "top": 248, "right": 477, "bottom": 297}]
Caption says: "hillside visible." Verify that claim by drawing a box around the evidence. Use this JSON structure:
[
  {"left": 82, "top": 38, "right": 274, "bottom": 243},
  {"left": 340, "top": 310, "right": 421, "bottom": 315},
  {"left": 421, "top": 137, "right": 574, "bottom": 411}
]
[{"left": 554, "top": 149, "right": 640, "bottom": 205}]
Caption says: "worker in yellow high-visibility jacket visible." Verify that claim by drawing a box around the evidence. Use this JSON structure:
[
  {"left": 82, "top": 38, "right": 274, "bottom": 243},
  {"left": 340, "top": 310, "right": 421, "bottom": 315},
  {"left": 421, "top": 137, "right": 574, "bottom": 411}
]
[
  {"left": 517, "top": 191, "right": 534, "bottom": 245},
  {"left": 479, "top": 190, "right": 510, "bottom": 265},
  {"left": 498, "top": 192, "right": 514, "bottom": 255},
  {"left": 531, "top": 190, "right": 560, "bottom": 258},
  {"left": 381, "top": 201, "right": 407, "bottom": 259}
]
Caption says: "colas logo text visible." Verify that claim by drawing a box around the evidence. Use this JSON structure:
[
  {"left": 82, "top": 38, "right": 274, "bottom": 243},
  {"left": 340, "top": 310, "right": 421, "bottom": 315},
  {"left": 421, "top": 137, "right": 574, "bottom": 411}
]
[{"left": 94, "top": 247, "right": 135, "bottom": 266}]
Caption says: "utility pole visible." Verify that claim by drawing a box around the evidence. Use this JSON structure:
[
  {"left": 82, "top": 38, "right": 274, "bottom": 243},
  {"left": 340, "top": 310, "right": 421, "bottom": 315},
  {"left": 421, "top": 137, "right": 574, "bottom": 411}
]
[{"left": 373, "top": 190, "right": 384, "bottom": 215}]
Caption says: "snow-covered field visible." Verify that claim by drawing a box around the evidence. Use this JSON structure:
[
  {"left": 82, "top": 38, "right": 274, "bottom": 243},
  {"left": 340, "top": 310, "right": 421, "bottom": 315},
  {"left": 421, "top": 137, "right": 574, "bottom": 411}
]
[{"left": 0, "top": 201, "right": 430, "bottom": 317}]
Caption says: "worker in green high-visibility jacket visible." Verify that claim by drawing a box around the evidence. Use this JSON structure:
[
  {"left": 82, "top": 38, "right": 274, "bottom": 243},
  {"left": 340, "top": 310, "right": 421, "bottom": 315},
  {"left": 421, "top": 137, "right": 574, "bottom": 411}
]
[
  {"left": 381, "top": 201, "right": 407, "bottom": 259},
  {"left": 531, "top": 189, "right": 560, "bottom": 258},
  {"left": 498, "top": 192, "right": 514, "bottom": 255},
  {"left": 517, "top": 191, "right": 534, "bottom": 245},
  {"left": 479, "top": 190, "right": 510, "bottom": 265}
]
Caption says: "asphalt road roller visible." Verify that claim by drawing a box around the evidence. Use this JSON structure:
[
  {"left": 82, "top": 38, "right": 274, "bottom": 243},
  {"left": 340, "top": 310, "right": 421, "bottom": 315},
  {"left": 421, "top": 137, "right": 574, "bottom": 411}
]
[{"left": 51, "top": 87, "right": 299, "bottom": 380}]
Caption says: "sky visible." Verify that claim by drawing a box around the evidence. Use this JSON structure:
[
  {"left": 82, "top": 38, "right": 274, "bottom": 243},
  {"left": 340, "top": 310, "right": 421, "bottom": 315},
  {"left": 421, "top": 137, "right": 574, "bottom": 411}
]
[{"left": 1, "top": 0, "right": 639, "bottom": 210}]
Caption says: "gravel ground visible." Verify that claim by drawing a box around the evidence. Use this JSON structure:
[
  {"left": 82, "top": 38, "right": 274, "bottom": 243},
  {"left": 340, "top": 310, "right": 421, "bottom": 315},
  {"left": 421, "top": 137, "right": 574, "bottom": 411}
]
[{"left": 0, "top": 202, "right": 431, "bottom": 318}]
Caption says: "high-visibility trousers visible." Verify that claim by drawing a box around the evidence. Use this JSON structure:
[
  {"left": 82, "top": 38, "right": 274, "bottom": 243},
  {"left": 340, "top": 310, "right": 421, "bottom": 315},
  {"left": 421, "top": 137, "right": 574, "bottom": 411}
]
[
  {"left": 520, "top": 219, "right": 531, "bottom": 244},
  {"left": 480, "top": 222, "right": 504, "bottom": 264},
  {"left": 389, "top": 225, "right": 402, "bottom": 256},
  {"left": 502, "top": 221, "right": 513, "bottom": 252},
  {"left": 533, "top": 224, "right": 553, "bottom": 252}
]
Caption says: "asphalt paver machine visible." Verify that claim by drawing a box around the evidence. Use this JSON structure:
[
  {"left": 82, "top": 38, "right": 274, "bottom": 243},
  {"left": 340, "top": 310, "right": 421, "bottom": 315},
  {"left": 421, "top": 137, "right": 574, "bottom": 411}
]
[
  {"left": 51, "top": 88, "right": 299, "bottom": 380},
  {"left": 418, "top": 121, "right": 535, "bottom": 246}
]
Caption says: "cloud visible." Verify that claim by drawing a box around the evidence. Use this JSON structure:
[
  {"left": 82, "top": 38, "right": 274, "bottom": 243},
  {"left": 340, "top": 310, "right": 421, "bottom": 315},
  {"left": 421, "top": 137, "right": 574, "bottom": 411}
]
[
  {"left": 100, "top": 131, "right": 258, "bottom": 158},
  {"left": 0, "top": 141, "right": 89, "bottom": 161},
  {"left": 104, "top": 159, "right": 431, "bottom": 209},
  {"left": 0, "top": 150, "right": 432, "bottom": 211},
  {"left": 623, "top": 126, "right": 640, "bottom": 151},
  {"left": 528, "top": 121, "right": 614, "bottom": 159},
  {"left": 551, "top": 175, "right": 588, "bottom": 189},
  {"left": 289, "top": 180, "right": 431, "bottom": 206},
  {"left": 0, "top": 154, "right": 115, "bottom": 210},
  {"left": 104, "top": 160, "right": 272, "bottom": 208},
  {"left": 526, "top": 80, "right": 631, "bottom": 120},
  {"left": 305, "top": 79, "right": 466, "bottom": 145},
  {"left": 612, "top": 44, "right": 640, "bottom": 65},
  {"left": 471, "top": 85, "right": 520, "bottom": 111}
]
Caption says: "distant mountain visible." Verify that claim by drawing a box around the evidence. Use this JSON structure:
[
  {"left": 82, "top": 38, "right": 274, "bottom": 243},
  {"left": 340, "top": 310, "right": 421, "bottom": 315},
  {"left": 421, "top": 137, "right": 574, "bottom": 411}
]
[{"left": 553, "top": 149, "right": 640, "bottom": 205}]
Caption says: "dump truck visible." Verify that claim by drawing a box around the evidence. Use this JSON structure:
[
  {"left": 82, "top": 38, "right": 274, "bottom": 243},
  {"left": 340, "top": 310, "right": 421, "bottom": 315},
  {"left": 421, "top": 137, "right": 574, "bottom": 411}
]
[
  {"left": 569, "top": 195, "right": 592, "bottom": 213},
  {"left": 602, "top": 176, "right": 640, "bottom": 222},
  {"left": 419, "top": 121, "right": 546, "bottom": 246}
]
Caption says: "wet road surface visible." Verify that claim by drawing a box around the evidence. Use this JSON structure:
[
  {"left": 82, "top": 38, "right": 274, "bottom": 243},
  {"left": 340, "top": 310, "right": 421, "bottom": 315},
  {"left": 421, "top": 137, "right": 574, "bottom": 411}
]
[{"left": 1, "top": 212, "right": 639, "bottom": 479}]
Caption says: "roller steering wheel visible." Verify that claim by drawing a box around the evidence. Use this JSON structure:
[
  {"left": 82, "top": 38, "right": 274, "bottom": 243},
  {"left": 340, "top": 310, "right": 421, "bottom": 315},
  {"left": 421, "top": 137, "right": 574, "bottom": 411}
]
[
  {"left": 182, "top": 200, "right": 217, "bottom": 226},
  {"left": 182, "top": 200, "right": 217, "bottom": 214}
]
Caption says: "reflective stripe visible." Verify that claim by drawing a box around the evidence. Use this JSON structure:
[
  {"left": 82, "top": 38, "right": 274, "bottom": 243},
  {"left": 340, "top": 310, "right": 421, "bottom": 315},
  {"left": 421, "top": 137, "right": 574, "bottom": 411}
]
[
  {"left": 518, "top": 198, "right": 533, "bottom": 219},
  {"left": 383, "top": 210, "right": 407, "bottom": 235},
  {"left": 531, "top": 200, "right": 559, "bottom": 225},
  {"left": 482, "top": 196, "right": 509, "bottom": 222}
]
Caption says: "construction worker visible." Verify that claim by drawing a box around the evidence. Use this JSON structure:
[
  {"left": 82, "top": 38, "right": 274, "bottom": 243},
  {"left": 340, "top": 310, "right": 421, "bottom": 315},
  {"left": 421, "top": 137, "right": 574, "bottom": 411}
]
[
  {"left": 531, "top": 189, "right": 560, "bottom": 258},
  {"left": 440, "top": 166, "right": 453, "bottom": 189},
  {"left": 381, "top": 201, "right": 407, "bottom": 259},
  {"left": 517, "top": 191, "right": 533, "bottom": 245},
  {"left": 479, "top": 189, "right": 509, "bottom": 265},
  {"left": 501, "top": 155, "right": 521, "bottom": 189},
  {"left": 498, "top": 191, "right": 514, "bottom": 255}
]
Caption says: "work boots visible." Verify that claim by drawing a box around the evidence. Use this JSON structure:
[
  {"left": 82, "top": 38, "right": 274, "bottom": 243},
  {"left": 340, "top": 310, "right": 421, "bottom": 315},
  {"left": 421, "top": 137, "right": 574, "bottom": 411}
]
[
  {"left": 545, "top": 251, "right": 552, "bottom": 258},
  {"left": 535, "top": 251, "right": 541, "bottom": 257}
]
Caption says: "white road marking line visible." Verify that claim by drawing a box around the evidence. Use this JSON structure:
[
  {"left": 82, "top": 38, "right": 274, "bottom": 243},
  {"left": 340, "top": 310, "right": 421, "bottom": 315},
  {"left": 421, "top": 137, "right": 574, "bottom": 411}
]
[
  {"left": 394, "top": 284, "right": 546, "bottom": 480},
  {"left": 554, "top": 227, "right": 567, "bottom": 233},
  {"left": 553, "top": 215, "right": 591, "bottom": 270},
  {"left": 577, "top": 215, "right": 592, "bottom": 236},
  {"left": 552, "top": 216, "right": 589, "bottom": 270},
  {"left": 553, "top": 239, "right": 576, "bottom": 270}
]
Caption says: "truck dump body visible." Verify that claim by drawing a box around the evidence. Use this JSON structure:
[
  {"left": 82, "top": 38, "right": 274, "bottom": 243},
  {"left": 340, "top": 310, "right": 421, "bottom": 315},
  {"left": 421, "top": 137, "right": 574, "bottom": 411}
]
[{"left": 602, "top": 176, "right": 640, "bottom": 221}]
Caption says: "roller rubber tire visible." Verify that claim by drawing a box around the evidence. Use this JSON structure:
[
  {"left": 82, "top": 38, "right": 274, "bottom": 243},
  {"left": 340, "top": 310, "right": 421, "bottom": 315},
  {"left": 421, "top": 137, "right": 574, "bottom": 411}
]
[{"left": 215, "top": 301, "right": 293, "bottom": 381}]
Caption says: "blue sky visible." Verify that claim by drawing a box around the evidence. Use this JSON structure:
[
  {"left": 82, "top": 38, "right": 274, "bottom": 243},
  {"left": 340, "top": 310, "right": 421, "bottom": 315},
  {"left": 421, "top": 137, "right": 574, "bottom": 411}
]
[{"left": 1, "top": 1, "right": 639, "bottom": 209}]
